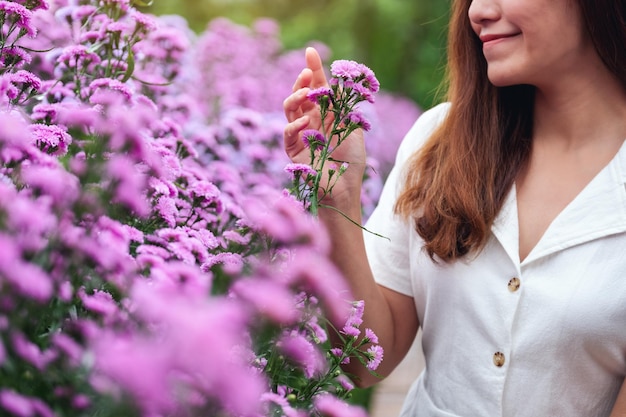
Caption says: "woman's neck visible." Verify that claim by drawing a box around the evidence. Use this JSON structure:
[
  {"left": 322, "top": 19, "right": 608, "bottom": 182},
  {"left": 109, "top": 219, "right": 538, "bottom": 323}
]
[{"left": 533, "top": 62, "right": 626, "bottom": 149}]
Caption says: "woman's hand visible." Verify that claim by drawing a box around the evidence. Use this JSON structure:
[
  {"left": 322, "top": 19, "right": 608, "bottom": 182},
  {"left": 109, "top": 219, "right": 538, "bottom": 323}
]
[{"left": 283, "top": 47, "right": 367, "bottom": 211}]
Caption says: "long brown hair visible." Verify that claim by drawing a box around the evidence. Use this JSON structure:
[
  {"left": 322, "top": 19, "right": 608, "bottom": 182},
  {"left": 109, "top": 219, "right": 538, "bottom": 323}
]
[{"left": 394, "top": 0, "right": 626, "bottom": 262}]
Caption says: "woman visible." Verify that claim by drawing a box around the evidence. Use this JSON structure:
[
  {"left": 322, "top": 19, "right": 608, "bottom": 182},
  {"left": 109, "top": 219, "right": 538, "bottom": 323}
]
[{"left": 283, "top": 0, "right": 626, "bottom": 415}]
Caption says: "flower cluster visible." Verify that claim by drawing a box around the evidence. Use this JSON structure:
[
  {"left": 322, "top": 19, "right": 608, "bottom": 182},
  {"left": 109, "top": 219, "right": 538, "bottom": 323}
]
[
  {"left": 287, "top": 59, "right": 384, "bottom": 217},
  {"left": 0, "top": 1, "right": 419, "bottom": 416}
]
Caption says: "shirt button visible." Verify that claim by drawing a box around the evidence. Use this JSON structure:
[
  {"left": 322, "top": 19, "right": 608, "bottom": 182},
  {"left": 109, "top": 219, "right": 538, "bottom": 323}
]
[
  {"left": 493, "top": 352, "right": 506, "bottom": 367},
  {"left": 508, "top": 277, "right": 521, "bottom": 292}
]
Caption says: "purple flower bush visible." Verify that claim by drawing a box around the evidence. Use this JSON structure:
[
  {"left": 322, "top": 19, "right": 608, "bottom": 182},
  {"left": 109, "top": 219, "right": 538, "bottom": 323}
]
[{"left": 0, "top": 1, "right": 421, "bottom": 416}]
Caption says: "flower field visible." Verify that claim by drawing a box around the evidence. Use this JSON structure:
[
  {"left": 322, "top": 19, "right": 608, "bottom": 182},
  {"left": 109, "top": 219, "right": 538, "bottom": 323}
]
[{"left": 0, "top": 1, "right": 421, "bottom": 416}]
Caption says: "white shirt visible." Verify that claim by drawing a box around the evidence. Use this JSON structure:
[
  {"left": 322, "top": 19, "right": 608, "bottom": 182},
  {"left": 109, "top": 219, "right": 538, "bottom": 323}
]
[{"left": 364, "top": 103, "right": 626, "bottom": 416}]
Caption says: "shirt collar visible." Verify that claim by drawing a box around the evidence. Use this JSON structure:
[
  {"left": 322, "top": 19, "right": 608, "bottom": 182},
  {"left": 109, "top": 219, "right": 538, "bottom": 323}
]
[{"left": 492, "top": 139, "right": 626, "bottom": 267}]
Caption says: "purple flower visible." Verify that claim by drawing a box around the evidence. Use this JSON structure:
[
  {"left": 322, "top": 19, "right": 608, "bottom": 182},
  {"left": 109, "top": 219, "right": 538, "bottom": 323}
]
[
  {"left": 130, "top": 10, "right": 157, "bottom": 31},
  {"left": 30, "top": 103, "right": 57, "bottom": 123},
  {"left": 0, "top": 46, "right": 32, "bottom": 68},
  {"left": 105, "top": 155, "right": 150, "bottom": 216},
  {"left": 364, "top": 328, "right": 379, "bottom": 344},
  {"left": 9, "top": 70, "right": 42, "bottom": 91},
  {"left": 345, "top": 300, "right": 365, "bottom": 328},
  {"left": 11, "top": 332, "right": 57, "bottom": 370},
  {"left": 352, "top": 82, "right": 375, "bottom": 103},
  {"left": 306, "top": 86, "right": 333, "bottom": 105},
  {"left": 0, "top": 110, "right": 29, "bottom": 147},
  {"left": 78, "top": 288, "right": 119, "bottom": 319},
  {"left": 29, "top": 123, "right": 72, "bottom": 155},
  {"left": 358, "top": 62, "right": 380, "bottom": 93},
  {"left": 14, "top": 0, "right": 49, "bottom": 11},
  {"left": 330, "top": 347, "right": 350, "bottom": 365},
  {"left": 330, "top": 60, "right": 363, "bottom": 80},
  {"left": 313, "top": 394, "right": 368, "bottom": 417},
  {"left": 301, "top": 129, "right": 326, "bottom": 150},
  {"left": 69, "top": 5, "right": 97, "bottom": 21},
  {"left": 189, "top": 180, "right": 220, "bottom": 203},
  {"left": 51, "top": 332, "right": 83, "bottom": 364},
  {"left": 366, "top": 345, "right": 384, "bottom": 370},
  {"left": 278, "top": 331, "right": 327, "bottom": 378},
  {"left": 0, "top": 389, "right": 35, "bottom": 417},
  {"left": 89, "top": 78, "right": 133, "bottom": 102},
  {"left": 261, "top": 392, "right": 306, "bottom": 417},
  {"left": 20, "top": 164, "right": 80, "bottom": 207},
  {"left": 345, "top": 111, "right": 372, "bottom": 131},
  {"left": 0, "top": 235, "right": 53, "bottom": 302},
  {"left": 308, "top": 319, "right": 328, "bottom": 344},
  {"left": 0, "top": 1, "right": 36, "bottom": 37},
  {"left": 341, "top": 324, "right": 360, "bottom": 338},
  {"left": 71, "top": 395, "right": 90, "bottom": 410},
  {"left": 284, "top": 163, "right": 317, "bottom": 179},
  {"left": 57, "top": 44, "right": 102, "bottom": 68},
  {"left": 336, "top": 374, "right": 354, "bottom": 391},
  {"left": 201, "top": 252, "right": 244, "bottom": 275},
  {"left": 231, "top": 278, "right": 300, "bottom": 324}
]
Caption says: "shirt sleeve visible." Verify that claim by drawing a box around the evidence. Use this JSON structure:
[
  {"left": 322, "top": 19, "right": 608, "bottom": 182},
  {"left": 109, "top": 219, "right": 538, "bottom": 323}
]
[{"left": 363, "top": 102, "right": 450, "bottom": 296}]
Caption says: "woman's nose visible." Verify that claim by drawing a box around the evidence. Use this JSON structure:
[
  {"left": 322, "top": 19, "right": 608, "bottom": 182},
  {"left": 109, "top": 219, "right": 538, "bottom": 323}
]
[{"left": 468, "top": 0, "right": 501, "bottom": 26}]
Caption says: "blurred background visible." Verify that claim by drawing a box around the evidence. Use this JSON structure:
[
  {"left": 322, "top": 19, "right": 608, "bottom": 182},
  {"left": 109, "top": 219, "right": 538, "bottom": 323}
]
[
  {"left": 137, "top": 0, "right": 450, "bottom": 412},
  {"left": 139, "top": 0, "right": 451, "bottom": 110}
]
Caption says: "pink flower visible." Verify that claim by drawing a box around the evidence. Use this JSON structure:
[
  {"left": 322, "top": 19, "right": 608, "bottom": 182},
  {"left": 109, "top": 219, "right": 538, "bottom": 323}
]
[
  {"left": 105, "top": 154, "right": 150, "bottom": 216},
  {"left": 330, "top": 60, "right": 363, "bottom": 80},
  {"left": 301, "top": 129, "right": 326, "bottom": 150},
  {"left": 51, "top": 332, "right": 83, "bottom": 364},
  {"left": 341, "top": 324, "right": 360, "bottom": 338},
  {"left": 89, "top": 78, "right": 133, "bottom": 101},
  {"left": 285, "top": 163, "right": 317, "bottom": 179},
  {"left": 364, "top": 328, "right": 379, "bottom": 344},
  {"left": 10, "top": 70, "right": 42, "bottom": 90},
  {"left": 307, "top": 86, "right": 333, "bottom": 105},
  {"left": 78, "top": 288, "right": 119, "bottom": 319},
  {"left": 345, "top": 111, "right": 371, "bottom": 131},
  {"left": 0, "top": 235, "right": 53, "bottom": 302},
  {"left": 201, "top": 252, "right": 244, "bottom": 274},
  {"left": 20, "top": 164, "right": 80, "bottom": 207},
  {"left": 231, "top": 278, "right": 300, "bottom": 324},
  {"left": 29, "top": 124, "right": 72, "bottom": 155},
  {"left": 0, "top": 1, "right": 36, "bottom": 37},
  {"left": 0, "top": 389, "right": 34, "bottom": 417},
  {"left": 278, "top": 331, "right": 327, "bottom": 378},
  {"left": 313, "top": 394, "right": 368, "bottom": 417},
  {"left": 366, "top": 345, "right": 384, "bottom": 371},
  {"left": 57, "top": 44, "right": 102, "bottom": 67},
  {"left": 0, "top": 46, "right": 32, "bottom": 68},
  {"left": 336, "top": 374, "right": 354, "bottom": 391},
  {"left": 11, "top": 332, "right": 57, "bottom": 371}
]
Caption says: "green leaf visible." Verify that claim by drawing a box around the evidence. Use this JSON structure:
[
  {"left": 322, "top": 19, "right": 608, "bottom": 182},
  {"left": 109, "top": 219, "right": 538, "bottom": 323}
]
[{"left": 121, "top": 44, "right": 135, "bottom": 82}]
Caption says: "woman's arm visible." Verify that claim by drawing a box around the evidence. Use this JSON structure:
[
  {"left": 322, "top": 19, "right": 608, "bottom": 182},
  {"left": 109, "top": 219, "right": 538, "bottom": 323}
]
[
  {"left": 610, "top": 380, "right": 626, "bottom": 417},
  {"left": 283, "top": 47, "right": 419, "bottom": 386}
]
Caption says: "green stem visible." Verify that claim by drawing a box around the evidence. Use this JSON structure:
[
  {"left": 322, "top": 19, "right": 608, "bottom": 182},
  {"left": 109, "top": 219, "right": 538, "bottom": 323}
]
[{"left": 318, "top": 204, "right": 390, "bottom": 240}]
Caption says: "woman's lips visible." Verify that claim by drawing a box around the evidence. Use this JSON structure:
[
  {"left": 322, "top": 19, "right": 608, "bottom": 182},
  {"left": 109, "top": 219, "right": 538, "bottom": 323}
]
[{"left": 480, "top": 33, "right": 519, "bottom": 46}]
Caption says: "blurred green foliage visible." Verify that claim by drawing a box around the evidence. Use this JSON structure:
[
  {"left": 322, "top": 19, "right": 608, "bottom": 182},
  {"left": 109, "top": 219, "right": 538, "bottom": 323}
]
[{"left": 140, "top": 0, "right": 451, "bottom": 109}]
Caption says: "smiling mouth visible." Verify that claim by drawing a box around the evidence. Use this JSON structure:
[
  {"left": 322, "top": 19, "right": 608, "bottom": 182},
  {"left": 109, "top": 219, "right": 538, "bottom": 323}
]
[{"left": 480, "top": 33, "right": 519, "bottom": 44}]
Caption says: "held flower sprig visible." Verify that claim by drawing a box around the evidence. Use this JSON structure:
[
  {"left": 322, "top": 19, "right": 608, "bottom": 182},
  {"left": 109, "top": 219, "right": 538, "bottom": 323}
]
[
  {"left": 287, "top": 59, "right": 379, "bottom": 216},
  {"left": 330, "top": 300, "right": 384, "bottom": 375}
]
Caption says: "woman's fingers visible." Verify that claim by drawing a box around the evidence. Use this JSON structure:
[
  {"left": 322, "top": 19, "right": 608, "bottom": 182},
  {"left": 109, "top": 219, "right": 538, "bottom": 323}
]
[
  {"left": 283, "top": 88, "right": 309, "bottom": 122},
  {"left": 292, "top": 68, "right": 313, "bottom": 92},
  {"left": 282, "top": 47, "right": 329, "bottom": 161},
  {"left": 305, "top": 47, "right": 328, "bottom": 88},
  {"left": 283, "top": 115, "right": 309, "bottom": 159}
]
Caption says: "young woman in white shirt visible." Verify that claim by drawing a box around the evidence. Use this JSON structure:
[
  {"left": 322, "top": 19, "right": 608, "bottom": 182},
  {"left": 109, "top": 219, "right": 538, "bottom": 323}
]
[{"left": 283, "top": 0, "right": 626, "bottom": 415}]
